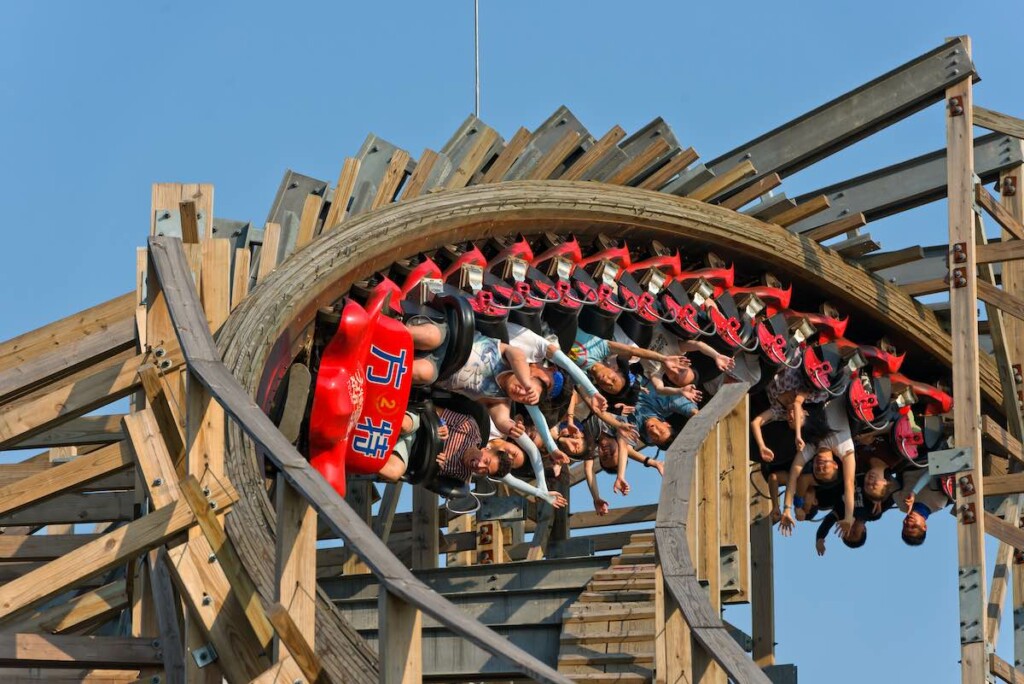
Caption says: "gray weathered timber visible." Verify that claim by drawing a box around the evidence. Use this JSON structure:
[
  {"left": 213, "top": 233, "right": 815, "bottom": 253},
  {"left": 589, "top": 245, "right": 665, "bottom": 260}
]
[
  {"left": 263, "top": 169, "right": 328, "bottom": 260},
  {"left": 210, "top": 217, "right": 253, "bottom": 253},
  {"left": 148, "top": 236, "right": 572, "bottom": 684},
  {"left": 656, "top": 381, "right": 770, "bottom": 683},
  {"left": 587, "top": 117, "right": 681, "bottom": 183},
  {"left": 503, "top": 106, "right": 594, "bottom": 181},
  {"left": 441, "top": 114, "right": 504, "bottom": 180},
  {"left": 788, "top": 134, "right": 1024, "bottom": 233},
  {"left": 707, "top": 38, "right": 976, "bottom": 188}
]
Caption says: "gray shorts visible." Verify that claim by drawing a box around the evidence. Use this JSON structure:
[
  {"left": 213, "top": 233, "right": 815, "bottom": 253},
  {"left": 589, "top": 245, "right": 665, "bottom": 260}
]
[{"left": 391, "top": 411, "right": 421, "bottom": 464}]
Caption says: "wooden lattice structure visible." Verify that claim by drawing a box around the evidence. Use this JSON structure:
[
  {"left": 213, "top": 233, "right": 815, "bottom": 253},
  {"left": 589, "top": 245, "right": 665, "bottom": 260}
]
[{"left": 2, "top": 34, "right": 1024, "bottom": 683}]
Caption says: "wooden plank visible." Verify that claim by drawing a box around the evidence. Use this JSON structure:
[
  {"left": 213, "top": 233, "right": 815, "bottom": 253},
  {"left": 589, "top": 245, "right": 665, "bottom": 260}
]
[
  {"left": 607, "top": 139, "right": 672, "bottom": 186},
  {"left": 0, "top": 534, "right": 100, "bottom": 562},
  {"left": 0, "top": 480, "right": 235, "bottom": 622},
  {"left": 560, "top": 125, "right": 627, "bottom": 182},
  {"left": 718, "top": 397, "right": 749, "bottom": 603},
  {"left": 945, "top": 41, "right": 987, "bottom": 684},
  {"left": 855, "top": 245, "right": 925, "bottom": 272},
  {"left": 267, "top": 603, "right": 325, "bottom": 684},
  {"left": 770, "top": 194, "right": 830, "bottom": 228},
  {"left": 400, "top": 149, "right": 443, "bottom": 198},
  {"left": 411, "top": 487, "right": 439, "bottom": 570},
  {"left": 322, "top": 158, "right": 361, "bottom": 231},
  {"left": 138, "top": 364, "right": 186, "bottom": 469},
  {"left": 256, "top": 222, "right": 281, "bottom": 283},
  {"left": 978, "top": 183, "right": 1024, "bottom": 241},
  {"left": 832, "top": 233, "right": 881, "bottom": 258},
  {"left": 801, "top": 212, "right": 867, "bottom": 242},
  {"left": 148, "top": 548, "right": 186, "bottom": 684},
  {"left": 984, "top": 473, "right": 1024, "bottom": 497},
  {"left": 0, "top": 634, "right": 161, "bottom": 668},
  {"left": 443, "top": 128, "right": 500, "bottom": 189},
  {"left": 986, "top": 512, "right": 1024, "bottom": 549},
  {"left": 179, "top": 200, "right": 200, "bottom": 243},
  {"left": 637, "top": 148, "right": 699, "bottom": 191},
  {"left": 975, "top": 106, "right": 1024, "bottom": 141},
  {"left": 0, "top": 441, "right": 131, "bottom": 519},
  {"left": 685, "top": 161, "right": 757, "bottom": 203},
  {"left": 7, "top": 580, "right": 127, "bottom": 635},
  {"left": 481, "top": 128, "right": 531, "bottom": 183},
  {"left": 977, "top": 239, "right": 1024, "bottom": 266},
  {"left": 8, "top": 415, "right": 125, "bottom": 450},
  {"left": 526, "top": 130, "right": 582, "bottom": 181},
  {"left": 343, "top": 482, "right": 372, "bottom": 574},
  {"left": 274, "top": 477, "right": 317, "bottom": 651},
  {"left": 0, "top": 491, "right": 132, "bottom": 526},
  {"left": 378, "top": 589, "right": 422, "bottom": 684},
  {"left": 371, "top": 149, "right": 411, "bottom": 210},
  {"left": 979, "top": 279, "right": 1024, "bottom": 323},
  {"left": 296, "top": 193, "right": 324, "bottom": 248},
  {"left": 991, "top": 653, "right": 1024, "bottom": 684},
  {"left": 231, "top": 247, "right": 251, "bottom": 310},
  {"left": 151, "top": 183, "right": 214, "bottom": 239},
  {"left": 717, "top": 173, "right": 782, "bottom": 211},
  {"left": 0, "top": 344, "right": 182, "bottom": 449},
  {"left": 199, "top": 239, "right": 231, "bottom": 333},
  {"left": 901, "top": 277, "right": 948, "bottom": 297}
]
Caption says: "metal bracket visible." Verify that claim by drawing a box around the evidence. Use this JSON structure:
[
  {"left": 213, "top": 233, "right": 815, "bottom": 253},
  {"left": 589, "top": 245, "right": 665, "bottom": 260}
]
[
  {"left": 949, "top": 95, "right": 965, "bottom": 117},
  {"left": 952, "top": 242, "right": 968, "bottom": 264},
  {"left": 720, "top": 545, "right": 741, "bottom": 594},
  {"left": 950, "top": 267, "right": 968, "bottom": 288},
  {"left": 191, "top": 643, "right": 218, "bottom": 668},
  {"left": 960, "top": 565, "right": 984, "bottom": 643},
  {"left": 1004, "top": 175, "right": 1018, "bottom": 197},
  {"left": 959, "top": 502, "right": 978, "bottom": 525},
  {"left": 929, "top": 447, "right": 973, "bottom": 477},
  {"left": 958, "top": 473, "right": 976, "bottom": 498},
  {"left": 478, "top": 496, "right": 525, "bottom": 522},
  {"left": 153, "top": 208, "right": 208, "bottom": 239},
  {"left": 1013, "top": 364, "right": 1022, "bottom": 386}
]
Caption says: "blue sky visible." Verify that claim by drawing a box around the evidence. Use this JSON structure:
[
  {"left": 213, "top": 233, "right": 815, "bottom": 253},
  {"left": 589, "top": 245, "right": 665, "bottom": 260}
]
[{"left": 2, "top": 2, "right": 1022, "bottom": 682}]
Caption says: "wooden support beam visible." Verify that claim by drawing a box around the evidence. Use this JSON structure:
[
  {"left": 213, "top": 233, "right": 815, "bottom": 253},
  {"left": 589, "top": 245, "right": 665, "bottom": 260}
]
[
  {"left": 199, "top": 239, "right": 231, "bottom": 332},
  {"left": 371, "top": 150, "right": 411, "bottom": 211},
  {"left": 480, "top": 128, "right": 531, "bottom": 184},
  {"left": 526, "top": 130, "right": 582, "bottom": 181},
  {"left": 560, "top": 125, "right": 626, "bottom": 181},
  {"left": 400, "top": 149, "right": 443, "bottom": 198},
  {"left": 0, "top": 491, "right": 132, "bottom": 527},
  {"left": 151, "top": 184, "right": 214, "bottom": 239},
  {"left": 944, "top": 43, "right": 988, "bottom": 683},
  {"left": 275, "top": 476, "right": 317, "bottom": 654},
  {"left": 770, "top": 194, "right": 830, "bottom": 228},
  {"left": 7, "top": 414, "right": 125, "bottom": 451},
  {"left": 138, "top": 364, "right": 186, "bottom": 469},
  {"left": 0, "top": 345, "right": 182, "bottom": 449},
  {"left": 178, "top": 200, "right": 200, "bottom": 243},
  {"left": 607, "top": 138, "right": 672, "bottom": 186},
  {"left": 986, "top": 512, "right": 1024, "bottom": 550},
  {"left": 718, "top": 397, "right": 750, "bottom": 603},
  {"left": 977, "top": 239, "right": 1024, "bottom": 266},
  {"left": 685, "top": 160, "right": 757, "bottom": 203},
  {"left": 323, "top": 158, "right": 361, "bottom": 230},
  {"left": 443, "top": 128, "right": 500, "bottom": 189},
  {"left": 750, "top": 466, "right": 775, "bottom": 666},
  {"left": 979, "top": 279, "right": 1024, "bottom": 323},
  {"left": 855, "top": 245, "right": 925, "bottom": 272},
  {"left": 977, "top": 184, "right": 1024, "bottom": 241},
  {"left": 411, "top": 487, "right": 439, "bottom": 570},
  {"left": 296, "top": 193, "right": 324, "bottom": 248},
  {"left": 0, "top": 634, "right": 163, "bottom": 668},
  {"left": 7, "top": 580, "right": 128, "bottom": 635},
  {"left": 655, "top": 563, "right": 694, "bottom": 684},
  {"left": 717, "top": 173, "right": 782, "bottom": 211},
  {"left": 801, "top": 212, "right": 867, "bottom": 242},
  {"left": 231, "top": 247, "right": 251, "bottom": 310},
  {"left": 637, "top": 148, "right": 699, "bottom": 190},
  {"left": 0, "top": 441, "right": 131, "bottom": 519},
  {"left": 0, "top": 534, "right": 99, "bottom": 562},
  {"left": 975, "top": 106, "right": 1024, "bottom": 141},
  {"left": 267, "top": 603, "right": 325, "bottom": 684},
  {"left": 0, "top": 479, "right": 235, "bottom": 622},
  {"left": 991, "top": 652, "right": 1024, "bottom": 684},
  {"left": 378, "top": 589, "right": 422, "bottom": 684},
  {"left": 148, "top": 548, "right": 186, "bottom": 684},
  {"left": 983, "top": 415, "right": 1023, "bottom": 463},
  {"left": 984, "top": 474, "right": 1024, "bottom": 497},
  {"left": 901, "top": 277, "right": 948, "bottom": 297},
  {"left": 256, "top": 222, "right": 281, "bottom": 283}
]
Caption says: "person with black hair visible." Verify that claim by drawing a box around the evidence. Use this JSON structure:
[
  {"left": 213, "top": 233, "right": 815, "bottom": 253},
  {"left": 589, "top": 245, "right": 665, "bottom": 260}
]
[
  {"left": 814, "top": 482, "right": 890, "bottom": 555},
  {"left": 757, "top": 365, "right": 832, "bottom": 456},
  {"left": 893, "top": 468, "right": 951, "bottom": 546},
  {"left": 583, "top": 429, "right": 664, "bottom": 513}
]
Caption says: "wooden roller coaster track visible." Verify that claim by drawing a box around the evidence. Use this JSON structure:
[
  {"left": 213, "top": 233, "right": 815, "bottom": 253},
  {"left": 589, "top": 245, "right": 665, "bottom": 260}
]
[{"left": 1, "top": 34, "right": 1024, "bottom": 684}]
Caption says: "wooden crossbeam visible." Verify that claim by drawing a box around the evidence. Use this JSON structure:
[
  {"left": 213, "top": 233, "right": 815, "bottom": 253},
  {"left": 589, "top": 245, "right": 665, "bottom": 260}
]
[
  {"left": 0, "top": 441, "right": 131, "bottom": 519},
  {"left": 479, "top": 128, "right": 530, "bottom": 184},
  {"left": 975, "top": 107, "right": 1024, "bottom": 141},
  {"left": 770, "top": 194, "right": 830, "bottom": 228},
  {"left": 231, "top": 247, "right": 251, "bottom": 310},
  {"left": 685, "top": 160, "right": 757, "bottom": 202},
  {"left": 443, "top": 128, "right": 500, "bottom": 189},
  {"left": 0, "top": 491, "right": 132, "bottom": 527},
  {"left": 979, "top": 280, "right": 1024, "bottom": 323},
  {"left": 637, "top": 148, "right": 699, "bottom": 190},
  {"left": 0, "top": 534, "right": 99, "bottom": 561},
  {"left": 256, "top": 222, "right": 281, "bottom": 283},
  {"left": 855, "top": 245, "right": 925, "bottom": 272},
  {"left": 984, "top": 474, "right": 1024, "bottom": 497},
  {"left": 267, "top": 603, "right": 326, "bottom": 684},
  {"left": 0, "top": 479, "right": 235, "bottom": 622},
  {"left": 527, "top": 130, "right": 582, "bottom": 181},
  {"left": 718, "top": 173, "right": 782, "bottom": 211},
  {"left": 983, "top": 415, "right": 1023, "bottom": 463},
  {"left": 8, "top": 414, "right": 125, "bottom": 450},
  {"left": 977, "top": 183, "right": 1024, "bottom": 240},
  {"left": 991, "top": 653, "right": 1024, "bottom": 684},
  {"left": 371, "top": 150, "right": 411, "bottom": 211},
  {"left": 986, "top": 512, "right": 1024, "bottom": 550},
  {"left": 901, "top": 277, "right": 948, "bottom": 297},
  {"left": 977, "top": 240, "right": 1024, "bottom": 265},
  {"left": 322, "top": 158, "right": 361, "bottom": 231},
  {"left": 7, "top": 579, "right": 128, "bottom": 635},
  {"left": 0, "top": 634, "right": 162, "bottom": 668},
  {"left": 607, "top": 138, "right": 672, "bottom": 186},
  {"left": 560, "top": 125, "right": 626, "bottom": 181},
  {"left": 0, "top": 344, "right": 182, "bottom": 449},
  {"left": 801, "top": 212, "right": 867, "bottom": 242}
]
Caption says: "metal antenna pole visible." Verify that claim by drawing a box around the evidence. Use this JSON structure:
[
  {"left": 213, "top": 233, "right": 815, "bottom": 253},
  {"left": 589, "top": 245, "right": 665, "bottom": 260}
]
[{"left": 474, "top": 0, "right": 480, "bottom": 117}]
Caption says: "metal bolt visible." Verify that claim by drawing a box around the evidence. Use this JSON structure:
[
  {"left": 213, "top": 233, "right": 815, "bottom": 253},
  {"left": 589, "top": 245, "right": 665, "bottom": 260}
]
[
  {"left": 158, "top": 359, "right": 171, "bottom": 370},
  {"left": 209, "top": 501, "right": 218, "bottom": 510},
  {"left": 161, "top": 211, "right": 171, "bottom": 220},
  {"left": 151, "top": 677, "right": 161, "bottom": 684},
  {"left": 202, "top": 595, "right": 212, "bottom": 606},
  {"left": 959, "top": 476, "right": 969, "bottom": 486},
  {"left": 154, "top": 347, "right": 166, "bottom": 358},
  {"left": 208, "top": 553, "right": 216, "bottom": 563},
  {"left": 203, "top": 486, "right": 211, "bottom": 496},
  {"left": 152, "top": 639, "right": 160, "bottom": 648},
  {"left": 152, "top": 478, "right": 163, "bottom": 487}
]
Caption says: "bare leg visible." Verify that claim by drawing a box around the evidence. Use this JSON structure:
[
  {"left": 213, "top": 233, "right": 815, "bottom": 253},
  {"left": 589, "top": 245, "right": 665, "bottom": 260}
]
[
  {"left": 407, "top": 320, "right": 444, "bottom": 351},
  {"left": 412, "top": 358, "right": 438, "bottom": 385}
]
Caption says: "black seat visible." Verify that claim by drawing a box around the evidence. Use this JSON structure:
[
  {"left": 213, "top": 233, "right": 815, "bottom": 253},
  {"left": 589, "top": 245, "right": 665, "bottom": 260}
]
[
  {"left": 402, "top": 402, "right": 443, "bottom": 486},
  {"left": 435, "top": 291, "right": 476, "bottom": 384}
]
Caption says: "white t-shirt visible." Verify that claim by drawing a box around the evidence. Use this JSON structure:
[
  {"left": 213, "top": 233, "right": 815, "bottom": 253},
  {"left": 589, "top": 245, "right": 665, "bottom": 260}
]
[
  {"left": 801, "top": 399, "right": 854, "bottom": 459},
  {"left": 507, "top": 323, "right": 553, "bottom": 364}
]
